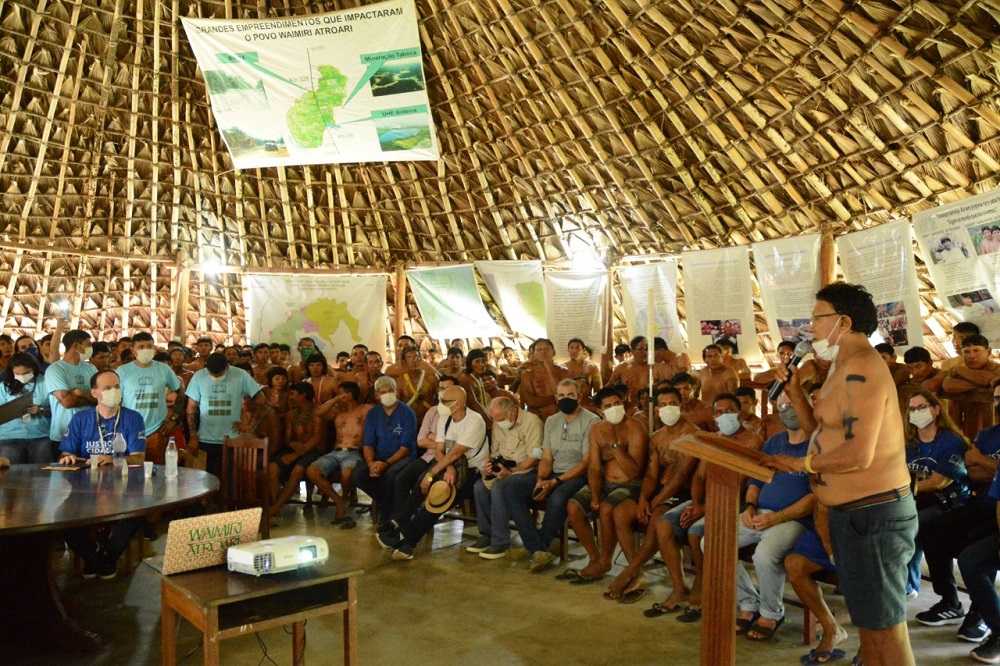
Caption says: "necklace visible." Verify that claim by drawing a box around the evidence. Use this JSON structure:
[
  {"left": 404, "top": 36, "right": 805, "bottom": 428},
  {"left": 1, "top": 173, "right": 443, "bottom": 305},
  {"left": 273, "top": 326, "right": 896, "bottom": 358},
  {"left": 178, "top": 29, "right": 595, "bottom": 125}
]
[{"left": 95, "top": 407, "right": 122, "bottom": 446}]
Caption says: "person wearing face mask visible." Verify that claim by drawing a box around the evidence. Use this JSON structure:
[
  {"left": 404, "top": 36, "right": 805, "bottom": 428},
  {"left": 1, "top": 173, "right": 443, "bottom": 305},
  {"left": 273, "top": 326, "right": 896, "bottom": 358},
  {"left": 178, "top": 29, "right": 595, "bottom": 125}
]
[
  {"left": 900, "top": 390, "right": 971, "bottom": 605},
  {"left": 563, "top": 386, "right": 648, "bottom": 584},
  {"left": 46, "top": 329, "right": 99, "bottom": 460},
  {"left": 0, "top": 352, "right": 51, "bottom": 463},
  {"left": 603, "top": 386, "right": 700, "bottom": 606},
  {"left": 518, "top": 338, "right": 570, "bottom": 421},
  {"left": 58, "top": 370, "right": 146, "bottom": 579},
  {"left": 343, "top": 377, "right": 416, "bottom": 532},
  {"left": 117, "top": 332, "right": 184, "bottom": 465},
  {"left": 469, "top": 396, "right": 543, "bottom": 560}
]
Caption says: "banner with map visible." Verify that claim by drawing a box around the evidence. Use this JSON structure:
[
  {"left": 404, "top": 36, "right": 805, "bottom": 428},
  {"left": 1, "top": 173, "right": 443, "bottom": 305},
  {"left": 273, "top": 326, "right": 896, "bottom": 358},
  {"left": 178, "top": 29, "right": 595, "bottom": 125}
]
[
  {"left": 244, "top": 273, "right": 387, "bottom": 360},
  {"left": 618, "top": 260, "right": 684, "bottom": 353},
  {"left": 474, "top": 261, "right": 547, "bottom": 339},
  {"left": 181, "top": 0, "right": 438, "bottom": 168},
  {"left": 752, "top": 234, "right": 821, "bottom": 349},
  {"left": 406, "top": 265, "right": 504, "bottom": 339},
  {"left": 544, "top": 271, "right": 607, "bottom": 355}
]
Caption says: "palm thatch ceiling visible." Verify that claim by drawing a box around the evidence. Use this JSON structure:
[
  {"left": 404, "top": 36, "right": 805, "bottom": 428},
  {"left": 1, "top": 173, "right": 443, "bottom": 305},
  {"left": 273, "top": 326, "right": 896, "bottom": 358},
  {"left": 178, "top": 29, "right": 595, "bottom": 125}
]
[{"left": 1, "top": 0, "right": 1000, "bottom": 345}]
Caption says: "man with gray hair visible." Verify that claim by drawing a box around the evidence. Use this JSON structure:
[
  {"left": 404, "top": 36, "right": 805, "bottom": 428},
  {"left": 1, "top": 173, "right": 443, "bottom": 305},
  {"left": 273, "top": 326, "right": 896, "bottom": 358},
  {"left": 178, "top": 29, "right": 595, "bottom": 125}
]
[{"left": 468, "top": 395, "right": 544, "bottom": 559}]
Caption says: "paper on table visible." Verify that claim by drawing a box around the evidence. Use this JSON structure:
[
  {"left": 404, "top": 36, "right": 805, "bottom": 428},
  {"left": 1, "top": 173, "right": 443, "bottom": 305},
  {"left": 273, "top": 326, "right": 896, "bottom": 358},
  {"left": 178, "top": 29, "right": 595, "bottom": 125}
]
[{"left": 41, "top": 465, "right": 84, "bottom": 471}]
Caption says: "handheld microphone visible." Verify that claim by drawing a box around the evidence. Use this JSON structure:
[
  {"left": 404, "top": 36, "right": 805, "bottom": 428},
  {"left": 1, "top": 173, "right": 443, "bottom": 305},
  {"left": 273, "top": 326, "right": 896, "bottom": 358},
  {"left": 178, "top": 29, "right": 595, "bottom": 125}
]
[{"left": 767, "top": 340, "right": 812, "bottom": 402}]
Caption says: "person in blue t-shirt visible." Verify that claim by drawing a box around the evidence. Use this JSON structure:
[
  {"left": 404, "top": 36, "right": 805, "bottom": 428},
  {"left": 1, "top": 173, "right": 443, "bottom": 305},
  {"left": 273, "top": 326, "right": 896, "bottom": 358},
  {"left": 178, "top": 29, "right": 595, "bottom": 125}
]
[
  {"left": 902, "top": 389, "right": 971, "bottom": 601},
  {"left": 45, "top": 329, "right": 98, "bottom": 455},
  {"left": 915, "top": 385, "right": 1000, "bottom": 641},
  {"left": 117, "top": 332, "right": 183, "bottom": 464},
  {"left": 957, "top": 463, "right": 1000, "bottom": 662},
  {"left": 0, "top": 352, "right": 51, "bottom": 463},
  {"left": 58, "top": 370, "right": 147, "bottom": 580}
]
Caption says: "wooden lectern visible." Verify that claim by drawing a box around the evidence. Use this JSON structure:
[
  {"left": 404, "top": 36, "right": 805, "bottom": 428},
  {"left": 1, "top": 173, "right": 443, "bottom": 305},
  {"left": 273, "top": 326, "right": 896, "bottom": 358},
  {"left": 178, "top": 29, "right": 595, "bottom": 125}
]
[{"left": 671, "top": 432, "right": 775, "bottom": 666}]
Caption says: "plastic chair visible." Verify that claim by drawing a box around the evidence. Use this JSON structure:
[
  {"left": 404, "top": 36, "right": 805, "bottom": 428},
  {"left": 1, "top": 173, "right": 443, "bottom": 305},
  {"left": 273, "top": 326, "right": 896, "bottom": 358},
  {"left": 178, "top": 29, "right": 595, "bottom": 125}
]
[{"left": 221, "top": 434, "right": 270, "bottom": 539}]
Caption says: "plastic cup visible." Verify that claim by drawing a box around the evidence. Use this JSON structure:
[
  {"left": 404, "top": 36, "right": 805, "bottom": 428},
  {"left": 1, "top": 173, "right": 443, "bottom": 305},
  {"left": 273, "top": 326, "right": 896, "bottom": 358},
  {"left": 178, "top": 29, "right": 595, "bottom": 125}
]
[
  {"left": 144, "top": 461, "right": 154, "bottom": 478},
  {"left": 90, "top": 456, "right": 100, "bottom": 470}
]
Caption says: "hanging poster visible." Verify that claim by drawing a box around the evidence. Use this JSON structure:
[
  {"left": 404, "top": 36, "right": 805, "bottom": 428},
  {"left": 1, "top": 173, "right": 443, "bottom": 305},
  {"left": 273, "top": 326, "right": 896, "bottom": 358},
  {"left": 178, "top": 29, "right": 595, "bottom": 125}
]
[
  {"left": 914, "top": 191, "right": 1000, "bottom": 347},
  {"left": 544, "top": 271, "right": 607, "bottom": 354},
  {"left": 618, "top": 260, "right": 685, "bottom": 353},
  {"left": 752, "top": 235, "right": 822, "bottom": 349},
  {"left": 837, "top": 219, "right": 924, "bottom": 352},
  {"left": 682, "top": 246, "right": 763, "bottom": 362},
  {"left": 405, "top": 265, "right": 503, "bottom": 339},
  {"left": 181, "top": 0, "right": 439, "bottom": 168},
  {"left": 244, "top": 273, "right": 387, "bottom": 359},
  {"left": 474, "top": 261, "right": 547, "bottom": 339}
]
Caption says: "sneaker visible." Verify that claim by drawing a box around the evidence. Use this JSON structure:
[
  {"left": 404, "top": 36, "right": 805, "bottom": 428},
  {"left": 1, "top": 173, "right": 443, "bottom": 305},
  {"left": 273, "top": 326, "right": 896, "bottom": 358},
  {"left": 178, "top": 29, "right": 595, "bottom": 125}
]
[
  {"left": 916, "top": 600, "right": 965, "bottom": 626},
  {"left": 960, "top": 614, "right": 992, "bottom": 643},
  {"left": 507, "top": 547, "right": 530, "bottom": 562},
  {"left": 466, "top": 536, "right": 491, "bottom": 553},
  {"left": 479, "top": 546, "right": 508, "bottom": 560},
  {"left": 391, "top": 544, "right": 414, "bottom": 561},
  {"left": 81, "top": 561, "right": 99, "bottom": 580},
  {"left": 972, "top": 633, "right": 1000, "bottom": 664},
  {"left": 529, "top": 551, "right": 556, "bottom": 573},
  {"left": 376, "top": 530, "right": 401, "bottom": 550},
  {"left": 143, "top": 525, "right": 158, "bottom": 541},
  {"left": 906, "top": 590, "right": 919, "bottom": 601},
  {"left": 97, "top": 559, "right": 117, "bottom": 581}
]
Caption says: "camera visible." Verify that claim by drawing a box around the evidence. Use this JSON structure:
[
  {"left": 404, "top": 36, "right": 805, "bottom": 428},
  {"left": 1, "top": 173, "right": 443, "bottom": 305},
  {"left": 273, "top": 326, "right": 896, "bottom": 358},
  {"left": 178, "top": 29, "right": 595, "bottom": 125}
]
[{"left": 484, "top": 456, "right": 515, "bottom": 480}]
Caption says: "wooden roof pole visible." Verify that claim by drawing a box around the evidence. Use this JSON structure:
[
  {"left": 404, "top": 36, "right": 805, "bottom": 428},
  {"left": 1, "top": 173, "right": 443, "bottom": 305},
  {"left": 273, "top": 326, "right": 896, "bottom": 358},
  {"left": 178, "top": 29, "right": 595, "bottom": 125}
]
[
  {"left": 393, "top": 263, "right": 407, "bottom": 354},
  {"left": 820, "top": 226, "right": 837, "bottom": 288},
  {"left": 172, "top": 251, "right": 193, "bottom": 343}
]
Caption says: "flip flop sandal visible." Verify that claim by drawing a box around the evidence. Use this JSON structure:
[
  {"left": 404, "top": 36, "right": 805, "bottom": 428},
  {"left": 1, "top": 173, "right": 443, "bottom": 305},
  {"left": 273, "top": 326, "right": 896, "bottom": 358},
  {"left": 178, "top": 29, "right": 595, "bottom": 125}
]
[
  {"left": 676, "top": 606, "right": 702, "bottom": 623},
  {"left": 618, "top": 586, "right": 647, "bottom": 604},
  {"left": 644, "top": 602, "right": 683, "bottom": 618},
  {"left": 800, "top": 648, "right": 846, "bottom": 665},
  {"left": 746, "top": 616, "right": 785, "bottom": 642},
  {"left": 330, "top": 516, "right": 346, "bottom": 525},
  {"left": 555, "top": 569, "right": 580, "bottom": 581},
  {"left": 339, "top": 516, "right": 357, "bottom": 530},
  {"left": 570, "top": 574, "right": 606, "bottom": 585},
  {"left": 850, "top": 658, "right": 864, "bottom": 666},
  {"left": 736, "top": 612, "right": 760, "bottom": 635}
]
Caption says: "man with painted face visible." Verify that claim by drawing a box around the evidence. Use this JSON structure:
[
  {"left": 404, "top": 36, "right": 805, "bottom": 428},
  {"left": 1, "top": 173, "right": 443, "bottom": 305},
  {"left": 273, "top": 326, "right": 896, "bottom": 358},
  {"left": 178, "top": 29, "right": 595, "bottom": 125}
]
[
  {"left": 564, "top": 386, "right": 648, "bottom": 583},
  {"left": 763, "top": 282, "right": 916, "bottom": 666},
  {"left": 59, "top": 370, "right": 146, "bottom": 579},
  {"left": 118, "top": 332, "right": 184, "bottom": 465},
  {"left": 46, "top": 329, "right": 99, "bottom": 457}
]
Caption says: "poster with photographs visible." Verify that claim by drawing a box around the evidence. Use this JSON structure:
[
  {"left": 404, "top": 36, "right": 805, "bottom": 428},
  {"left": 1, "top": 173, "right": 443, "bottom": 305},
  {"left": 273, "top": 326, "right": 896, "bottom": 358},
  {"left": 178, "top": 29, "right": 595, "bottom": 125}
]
[
  {"left": 914, "top": 190, "right": 1000, "bottom": 348},
  {"left": 753, "top": 234, "right": 821, "bottom": 349},
  {"left": 681, "top": 246, "right": 763, "bottom": 363},
  {"left": 618, "top": 259, "right": 685, "bottom": 353},
  {"left": 837, "top": 219, "right": 924, "bottom": 353}
]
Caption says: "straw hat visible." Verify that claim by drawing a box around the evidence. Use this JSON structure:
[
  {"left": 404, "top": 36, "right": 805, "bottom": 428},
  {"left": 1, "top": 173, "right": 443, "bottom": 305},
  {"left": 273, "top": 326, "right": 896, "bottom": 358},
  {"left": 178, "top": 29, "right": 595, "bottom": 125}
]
[{"left": 424, "top": 480, "right": 457, "bottom": 514}]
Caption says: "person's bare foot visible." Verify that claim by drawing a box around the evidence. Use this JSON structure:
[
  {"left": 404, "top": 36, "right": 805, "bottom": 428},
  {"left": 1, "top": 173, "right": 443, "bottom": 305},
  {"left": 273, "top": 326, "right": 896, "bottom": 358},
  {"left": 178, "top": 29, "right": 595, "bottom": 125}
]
[
  {"left": 605, "top": 570, "right": 637, "bottom": 599},
  {"left": 579, "top": 559, "right": 611, "bottom": 580},
  {"left": 736, "top": 609, "right": 756, "bottom": 632},
  {"left": 814, "top": 624, "right": 848, "bottom": 655},
  {"left": 658, "top": 588, "right": 689, "bottom": 610},
  {"left": 331, "top": 498, "right": 350, "bottom": 521}
]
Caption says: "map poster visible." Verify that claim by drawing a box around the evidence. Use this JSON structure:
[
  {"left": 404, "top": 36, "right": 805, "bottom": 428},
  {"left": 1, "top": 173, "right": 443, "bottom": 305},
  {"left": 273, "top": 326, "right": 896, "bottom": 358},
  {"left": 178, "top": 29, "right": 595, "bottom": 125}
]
[
  {"left": 914, "top": 190, "right": 1000, "bottom": 347},
  {"left": 837, "top": 219, "right": 924, "bottom": 353},
  {"left": 752, "top": 234, "right": 821, "bottom": 349},
  {"left": 181, "top": 0, "right": 439, "bottom": 168},
  {"left": 244, "top": 273, "right": 387, "bottom": 361},
  {"left": 618, "top": 260, "right": 684, "bottom": 353},
  {"left": 543, "top": 271, "right": 607, "bottom": 358},
  {"left": 681, "top": 246, "right": 763, "bottom": 363},
  {"left": 405, "top": 265, "right": 504, "bottom": 339},
  {"left": 474, "top": 261, "right": 547, "bottom": 340}
]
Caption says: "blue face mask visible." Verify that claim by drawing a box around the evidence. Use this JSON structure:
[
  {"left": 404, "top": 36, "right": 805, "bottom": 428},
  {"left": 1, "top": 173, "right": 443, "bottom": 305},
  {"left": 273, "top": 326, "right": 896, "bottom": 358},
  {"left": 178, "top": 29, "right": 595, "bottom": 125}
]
[
  {"left": 779, "top": 408, "right": 800, "bottom": 431},
  {"left": 715, "top": 412, "right": 741, "bottom": 436}
]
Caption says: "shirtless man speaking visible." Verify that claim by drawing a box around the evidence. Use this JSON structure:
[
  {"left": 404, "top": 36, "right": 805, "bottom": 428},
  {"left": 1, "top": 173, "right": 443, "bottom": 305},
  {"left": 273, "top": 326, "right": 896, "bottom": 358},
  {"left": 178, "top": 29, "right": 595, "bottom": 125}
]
[{"left": 763, "top": 282, "right": 916, "bottom": 666}]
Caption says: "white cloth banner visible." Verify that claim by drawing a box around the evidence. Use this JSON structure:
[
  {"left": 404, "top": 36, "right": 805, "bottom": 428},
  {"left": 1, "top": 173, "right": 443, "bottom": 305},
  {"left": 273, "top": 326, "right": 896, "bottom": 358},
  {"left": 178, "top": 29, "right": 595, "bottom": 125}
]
[
  {"left": 405, "top": 265, "right": 503, "bottom": 339},
  {"left": 244, "top": 273, "right": 387, "bottom": 358},
  {"left": 837, "top": 219, "right": 924, "bottom": 352},
  {"left": 544, "top": 271, "right": 607, "bottom": 353},
  {"left": 752, "top": 235, "right": 822, "bottom": 349},
  {"left": 474, "top": 261, "right": 547, "bottom": 339},
  {"left": 914, "top": 191, "right": 1000, "bottom": 347},
  {"left": 682, "top": 246, "right": 763, "bottom": 362},
  {"left": 618, "top": 260, "right": 685, "bottom": 353},
  {"left": 181, "top": 0, "right": 439, "bottom": 168}
]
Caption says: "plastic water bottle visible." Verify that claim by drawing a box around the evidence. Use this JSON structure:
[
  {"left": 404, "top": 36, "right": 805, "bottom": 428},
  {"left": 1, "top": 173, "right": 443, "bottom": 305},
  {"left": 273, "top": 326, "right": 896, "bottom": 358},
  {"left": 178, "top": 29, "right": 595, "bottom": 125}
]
[
  {"left": 112, "top": 432, "right": 127, "bottom": 470},
  {"left": 165, "top": 436, "right": 178, "bottom": 479}
]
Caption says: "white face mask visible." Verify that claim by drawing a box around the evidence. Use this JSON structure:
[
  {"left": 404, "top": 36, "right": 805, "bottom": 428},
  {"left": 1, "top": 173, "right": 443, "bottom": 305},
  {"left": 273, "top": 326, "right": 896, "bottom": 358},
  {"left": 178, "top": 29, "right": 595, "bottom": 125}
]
[
  {"left": 79, "top": 345, "right": 94, "bottom": 362},
  {"left": 495, "top": 418, "right": 514, "bottom": 430},
  {"left": 909, "top": 409, "right": 935, "bottom": 430},
  {"left": 437, "top": 402, "right": 452, "bottom": 417},
  {"left": 380, "top": 392, "right": 398, "bottom": 408},
  {"left": 14, "top": 372, "right": 33, "bottom": 384},
  {"left": 812, "top": 317, "right": 844, "bottom": 362},
  {"left": 659, "top": 405, "right": 682, "bottom": 427},
  {"left": 135, "top": 349, "right": 156, "bottom": 365},
  {"left": 210, "top": 372, "right": 226, "bottom": 383},
  {"left": 100, "top": 388, "right": 122, "bottom": 408},
  {"left": 604, "top": 404, "right": 626, "bottom": 425}
]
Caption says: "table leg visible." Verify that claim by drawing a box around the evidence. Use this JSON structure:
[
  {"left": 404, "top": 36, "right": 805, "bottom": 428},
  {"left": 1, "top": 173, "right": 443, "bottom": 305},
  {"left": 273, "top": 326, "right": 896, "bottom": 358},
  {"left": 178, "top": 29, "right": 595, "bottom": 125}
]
[
  {"left": 344, "top": 577, "right": 358, "bottom": 666},
  {"left": 292, "top": 621, "right": 305, "bottom": 666},
  {"left": 161, "top": 588, "right": 177, "bottom": 666},
  {"left": 700, "top": 464, "right": 741, "bottom": 666},
  {"left": 204, "top": 610, "right": 220, "bottom": 666}
]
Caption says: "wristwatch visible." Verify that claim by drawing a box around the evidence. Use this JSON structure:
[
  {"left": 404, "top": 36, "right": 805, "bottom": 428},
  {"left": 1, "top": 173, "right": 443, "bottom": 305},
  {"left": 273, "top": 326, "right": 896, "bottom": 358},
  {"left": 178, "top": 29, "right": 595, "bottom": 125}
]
[
  {"left": 610, "top": 442, "right": 620, "bottom": 450},
  {"left": 553, "top": 476, "right": 563, "bottom": 485}
]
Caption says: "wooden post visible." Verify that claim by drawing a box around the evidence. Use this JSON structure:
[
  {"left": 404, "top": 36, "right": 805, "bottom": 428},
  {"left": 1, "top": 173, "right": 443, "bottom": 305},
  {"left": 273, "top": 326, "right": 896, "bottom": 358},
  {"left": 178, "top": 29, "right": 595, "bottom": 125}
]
[
  {"left": 819, "top": 228, "right": 837, "bottom": 288},
  {"left": 172, "top": 251, "right": 192, "bottom": 343},
  {"left": 602, "top": 268, "right": 615, "bottom": 383},
  {"left": 394, "top": 263, "right": 406, "bottom": 356}
]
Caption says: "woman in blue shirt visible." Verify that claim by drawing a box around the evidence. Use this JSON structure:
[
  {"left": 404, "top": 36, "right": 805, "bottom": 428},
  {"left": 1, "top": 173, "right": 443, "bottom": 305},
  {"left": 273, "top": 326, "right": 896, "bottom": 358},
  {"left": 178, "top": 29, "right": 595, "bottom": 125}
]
[{"left": 0, "top": 352, "right": 52, "bottom": 463}]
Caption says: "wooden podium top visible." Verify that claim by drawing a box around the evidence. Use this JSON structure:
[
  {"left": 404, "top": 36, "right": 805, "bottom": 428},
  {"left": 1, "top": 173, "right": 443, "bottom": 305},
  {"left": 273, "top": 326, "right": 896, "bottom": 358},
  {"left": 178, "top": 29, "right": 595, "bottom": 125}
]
[{"left": 670, "top": 432, "right": 774, "bottom": 484}]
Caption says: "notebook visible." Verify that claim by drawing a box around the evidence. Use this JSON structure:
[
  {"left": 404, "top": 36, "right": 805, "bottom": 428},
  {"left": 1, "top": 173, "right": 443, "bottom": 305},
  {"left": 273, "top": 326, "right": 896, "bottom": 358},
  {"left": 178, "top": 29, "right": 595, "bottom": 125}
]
[{"left": 146, "top": 507, "right": 262, "bottom": 575}]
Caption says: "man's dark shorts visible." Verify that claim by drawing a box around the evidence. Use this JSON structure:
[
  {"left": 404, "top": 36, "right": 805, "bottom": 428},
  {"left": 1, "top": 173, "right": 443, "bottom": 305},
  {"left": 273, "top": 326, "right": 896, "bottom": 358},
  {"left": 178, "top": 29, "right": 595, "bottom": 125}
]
[
  {"left": 273, "top": 449, "right": 324, "bottom": 479},
  {"left": 829, "top": 494, "right": 917, "bottom": 630},
  {"left": 569, "top": 480, "right": 641, "bottom": 518}
]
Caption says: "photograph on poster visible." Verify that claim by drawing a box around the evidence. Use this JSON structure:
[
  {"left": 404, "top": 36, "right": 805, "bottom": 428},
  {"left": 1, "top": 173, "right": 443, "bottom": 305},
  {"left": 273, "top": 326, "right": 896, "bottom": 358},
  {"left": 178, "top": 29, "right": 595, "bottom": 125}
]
[
  {"left": 777, "top": 318, "right": 811, "bottom": 342},
  {"left": 969, "top": 222, "right": 1000, "bottom": 256},
  {"left": 701, "top": 319, "right": 741, "bottom": 353},
  {"left": 929, "top": 234, "right": 972, "bottom": 264},
  {"left": 876, "top": 302, "right": 909, "bottom": 347},
  {"left": 946, "top": 290, "right": 999, "bottom": 320}
]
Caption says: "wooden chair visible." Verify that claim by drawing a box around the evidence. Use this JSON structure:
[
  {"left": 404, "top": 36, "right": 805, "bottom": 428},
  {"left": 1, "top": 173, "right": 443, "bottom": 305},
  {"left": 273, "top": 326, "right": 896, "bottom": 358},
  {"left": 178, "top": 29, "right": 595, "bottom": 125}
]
[{"left": 221, "top": 434, "right": 270, "bottom": 539}]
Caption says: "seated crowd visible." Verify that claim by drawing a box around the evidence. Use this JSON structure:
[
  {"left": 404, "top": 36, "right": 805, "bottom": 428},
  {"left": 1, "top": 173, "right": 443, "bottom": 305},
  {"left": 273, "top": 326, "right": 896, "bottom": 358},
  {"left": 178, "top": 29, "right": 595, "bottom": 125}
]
[{"left": 4, "top": 318, "right": 1000, "bottom": 664}]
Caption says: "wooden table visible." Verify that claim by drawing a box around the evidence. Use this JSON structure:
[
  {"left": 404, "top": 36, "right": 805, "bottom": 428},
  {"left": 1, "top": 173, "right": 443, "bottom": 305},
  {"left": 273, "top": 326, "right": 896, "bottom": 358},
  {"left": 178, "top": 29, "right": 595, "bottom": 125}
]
[
  {"left": 0, "top": 464, "right": 218, "bottom": 651},
  {"left": 158, "top": 558, "right": 362, "bottom": 666}
]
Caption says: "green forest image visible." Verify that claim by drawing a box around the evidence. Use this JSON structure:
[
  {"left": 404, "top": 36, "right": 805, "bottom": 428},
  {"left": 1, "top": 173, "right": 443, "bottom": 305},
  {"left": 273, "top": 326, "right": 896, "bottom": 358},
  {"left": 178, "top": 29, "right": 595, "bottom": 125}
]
[{"left": 370, "top": 60, "right": 426, "bottom": 97}]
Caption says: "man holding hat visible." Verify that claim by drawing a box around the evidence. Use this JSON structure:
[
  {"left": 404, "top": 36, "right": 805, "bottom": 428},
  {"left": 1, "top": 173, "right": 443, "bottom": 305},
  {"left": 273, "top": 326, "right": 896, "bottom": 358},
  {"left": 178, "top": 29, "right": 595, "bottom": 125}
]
[{"left": 379, "top": 385, "right": 487, "bottom": 560}]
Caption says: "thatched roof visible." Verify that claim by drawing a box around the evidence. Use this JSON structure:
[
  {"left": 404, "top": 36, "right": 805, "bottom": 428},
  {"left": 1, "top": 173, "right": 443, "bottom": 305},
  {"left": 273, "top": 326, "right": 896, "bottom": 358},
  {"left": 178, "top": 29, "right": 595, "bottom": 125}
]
[{"left": 2, "top": 0, "right": 999, "bottom": 347}]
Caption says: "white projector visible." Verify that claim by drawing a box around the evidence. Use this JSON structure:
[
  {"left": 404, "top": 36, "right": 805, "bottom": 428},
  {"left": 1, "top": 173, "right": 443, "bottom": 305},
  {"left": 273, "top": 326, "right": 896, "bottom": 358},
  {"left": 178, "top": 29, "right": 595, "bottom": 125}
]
[{"left": 227, "top": 535, "right": 329, "bottom": 576}]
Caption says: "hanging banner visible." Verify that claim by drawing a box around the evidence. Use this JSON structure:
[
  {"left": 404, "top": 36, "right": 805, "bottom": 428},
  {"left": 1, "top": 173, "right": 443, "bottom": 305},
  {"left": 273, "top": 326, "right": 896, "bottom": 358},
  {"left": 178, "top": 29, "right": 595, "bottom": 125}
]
[
  {"left": 474, "top": 261, "right": 547, "bottom": 339},
  {"left": 244, "top": 273, "right": 387, "bottom": 358},
  {"left": 618, "top": 260, "right": 684, "bottom": 353},
  {"left": 406, "top": 265, "right": 503, "bottom": 339},
  {"left": 544, "top": 271, "right": 607, "bottom": 354},
  {"left": 914, "top": 191, "right": 1000, "bottom": 347},
  {"left": 181, "top": 0, "right": 439, "bottom": 169},
  {"left": 837, "top": 219, "right": 924, "bottom": 352},
  {"left": 753, "top": 235, "right": 822, "bottom": 349},
  {"left": 682, "top": 246, "right": 763, "bottom": 362}
]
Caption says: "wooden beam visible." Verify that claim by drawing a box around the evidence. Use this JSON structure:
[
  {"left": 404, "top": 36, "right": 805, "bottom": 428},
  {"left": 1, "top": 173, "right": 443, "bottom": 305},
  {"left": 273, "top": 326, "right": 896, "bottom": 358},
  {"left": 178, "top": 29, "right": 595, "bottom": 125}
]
[{"left": 394, "top": 263, "right": 406, "bottom": 346}]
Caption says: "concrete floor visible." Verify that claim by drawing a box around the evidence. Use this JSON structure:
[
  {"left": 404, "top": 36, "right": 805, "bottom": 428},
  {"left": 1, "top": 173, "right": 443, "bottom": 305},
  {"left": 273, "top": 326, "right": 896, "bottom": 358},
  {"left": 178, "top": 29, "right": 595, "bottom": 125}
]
[{"left": 7, "top": 490, "right": 987, "bottom": 665}]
